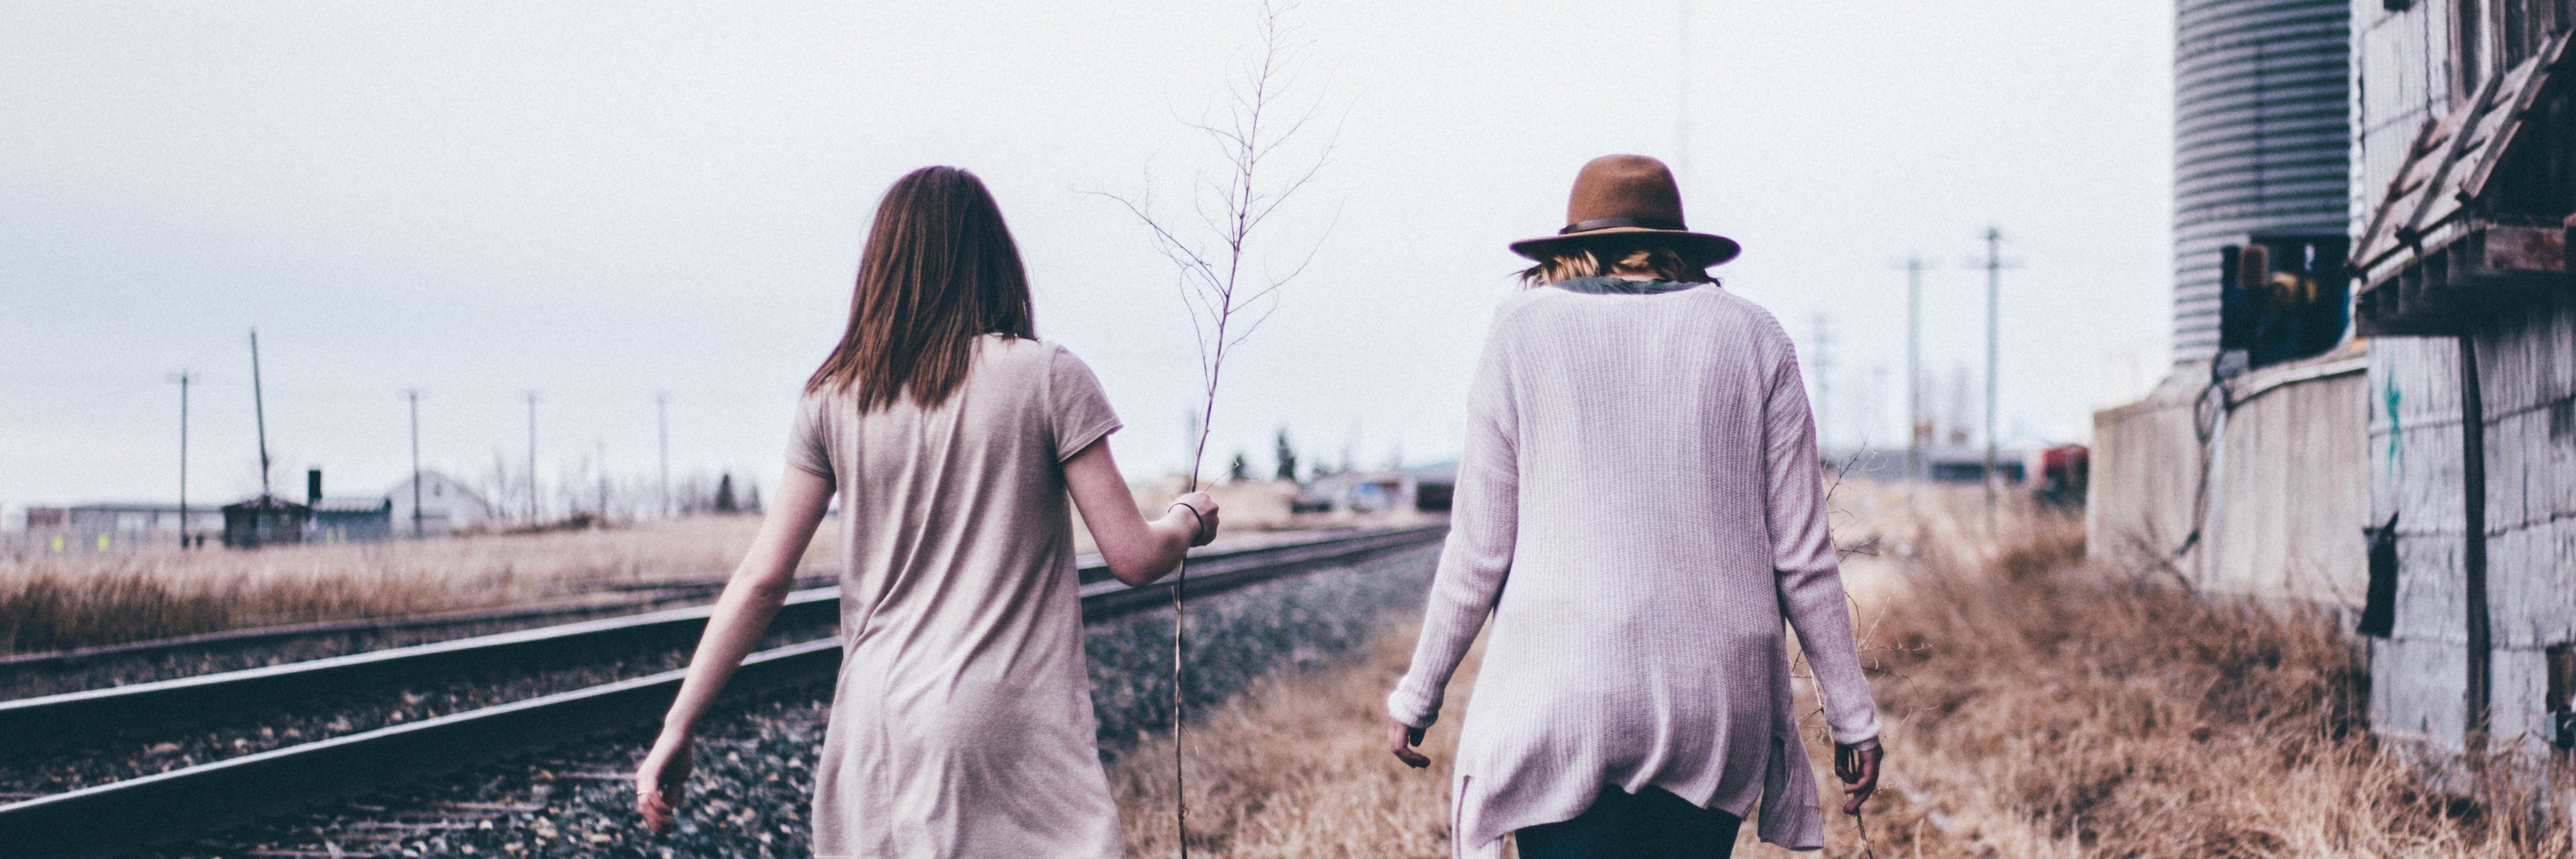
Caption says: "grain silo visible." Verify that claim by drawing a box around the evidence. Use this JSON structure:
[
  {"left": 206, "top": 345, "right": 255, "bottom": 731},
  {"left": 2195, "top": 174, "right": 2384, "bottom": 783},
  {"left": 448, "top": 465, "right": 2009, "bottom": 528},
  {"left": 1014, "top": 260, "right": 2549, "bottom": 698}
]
[{"left": 2171, "top": 0, "right": 2350, "bottom": 365}]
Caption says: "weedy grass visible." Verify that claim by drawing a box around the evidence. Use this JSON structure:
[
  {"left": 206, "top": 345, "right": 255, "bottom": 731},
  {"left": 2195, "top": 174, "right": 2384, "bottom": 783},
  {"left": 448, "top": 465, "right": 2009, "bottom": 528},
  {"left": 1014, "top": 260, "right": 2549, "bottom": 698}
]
[
  {"left": 1111, "top": 626, "right": 1473, "bottom": 859},
  {"left": 0, "top": 517, "right": 835, "bottom": 655},
  {"left": 1822, "top": 513, "right": 2573, "bottom": 858},
  {"left": 1110, "top": 502, "right": 2573, "bottom": 858}
]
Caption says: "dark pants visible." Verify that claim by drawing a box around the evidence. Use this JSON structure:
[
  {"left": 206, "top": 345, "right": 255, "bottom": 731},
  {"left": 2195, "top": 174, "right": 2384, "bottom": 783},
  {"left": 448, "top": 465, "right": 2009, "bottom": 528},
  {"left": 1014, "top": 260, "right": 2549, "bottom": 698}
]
[{"left": 1513, "top": 785, "right": 1743, "bottom": 859}]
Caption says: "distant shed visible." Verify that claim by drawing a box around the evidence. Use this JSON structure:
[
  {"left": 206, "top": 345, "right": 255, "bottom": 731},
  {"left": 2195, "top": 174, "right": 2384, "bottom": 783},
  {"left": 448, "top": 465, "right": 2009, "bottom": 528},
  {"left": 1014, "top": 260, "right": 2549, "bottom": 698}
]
[
  {"left": 309, "top": 498, "right": 393, "bottom": 544},
  {"left": 221, "top": 496, "right": 309, "bottom": 548}
]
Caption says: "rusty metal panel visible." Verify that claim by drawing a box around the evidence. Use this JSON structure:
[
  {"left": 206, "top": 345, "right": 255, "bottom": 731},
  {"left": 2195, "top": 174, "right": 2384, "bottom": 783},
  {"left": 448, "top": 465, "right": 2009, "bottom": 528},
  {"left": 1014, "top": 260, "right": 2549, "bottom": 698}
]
[{"left": 2481, "top": 224, "right": 2570, "bottom": 272}]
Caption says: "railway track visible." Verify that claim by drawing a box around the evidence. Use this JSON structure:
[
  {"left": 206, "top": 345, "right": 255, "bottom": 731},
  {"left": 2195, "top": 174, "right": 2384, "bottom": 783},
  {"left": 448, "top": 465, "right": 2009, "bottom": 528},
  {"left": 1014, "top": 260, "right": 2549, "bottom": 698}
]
[{"left": 0, "top": 524, "right": 1446, "bottom": 859}]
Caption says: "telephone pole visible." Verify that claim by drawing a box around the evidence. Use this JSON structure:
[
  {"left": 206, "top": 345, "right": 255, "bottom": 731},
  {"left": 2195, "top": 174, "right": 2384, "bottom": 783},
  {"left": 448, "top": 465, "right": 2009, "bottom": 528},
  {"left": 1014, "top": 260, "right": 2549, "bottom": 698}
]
[
  {"left": 1810, "top": 312, "right": 1834, "bottom": 452},
  {"left": 250, "top": 330, "right": 273, "bottom": 500},
  {"left": 169, "top": 371, "right": 198, "bottom": 547},
  {"left": 656, "top": 393, "right": 672, "bottom": 520},
  {"left": 1676, "top": 0, "right": 1693, "bottom": 189},
  {"left": 1968, "top": 227, "right": 2023, "bottom": 531},
  {"left": 525, "top": 392, "right": 540, "bottom": 524},
  {"left": 405, "top": 390, "right": 424, "bottom": 538},
  {"left": 596, "top": 438, "right": 609, "bottom": 521},
  {"left": 1894, "top": 257, "right": 1934, "bottom": 514}
]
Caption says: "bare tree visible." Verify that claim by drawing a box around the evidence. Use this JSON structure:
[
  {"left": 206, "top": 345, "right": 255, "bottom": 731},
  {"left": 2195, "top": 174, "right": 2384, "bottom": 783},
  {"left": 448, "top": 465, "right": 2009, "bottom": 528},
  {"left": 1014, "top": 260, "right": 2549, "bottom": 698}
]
[
  {"left": 1098, "top": 0, "right": 1336, "bottom": 488},
  {"left": 1093, "top": 2, "right": 1336, "bottom": 853}
]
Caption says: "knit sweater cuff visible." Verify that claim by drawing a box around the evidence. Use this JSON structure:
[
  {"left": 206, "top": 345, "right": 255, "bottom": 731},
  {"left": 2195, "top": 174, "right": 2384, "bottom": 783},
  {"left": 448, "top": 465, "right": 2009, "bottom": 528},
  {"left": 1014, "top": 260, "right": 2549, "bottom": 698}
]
[
  {"left": 1828, "top": 716, "right": 1883, "bottom": 749},
  {"left": 1385, "top": 682, "right": 1440, "bottom": 729}
]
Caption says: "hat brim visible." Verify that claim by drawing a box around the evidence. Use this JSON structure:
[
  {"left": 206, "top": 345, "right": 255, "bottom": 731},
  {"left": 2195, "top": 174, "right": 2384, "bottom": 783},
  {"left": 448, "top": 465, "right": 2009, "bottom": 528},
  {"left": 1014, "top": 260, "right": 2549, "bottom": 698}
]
[{"left": 1508, "top": 226, "right": 1741, "bottom": 266}]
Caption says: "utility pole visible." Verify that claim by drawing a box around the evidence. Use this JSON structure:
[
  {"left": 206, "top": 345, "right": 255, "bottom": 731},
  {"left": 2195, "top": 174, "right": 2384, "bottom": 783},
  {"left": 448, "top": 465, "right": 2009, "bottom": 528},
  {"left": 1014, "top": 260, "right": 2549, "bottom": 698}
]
[
  {"left": 1810, "top": 312, "right": 1834, "bottom": 452},
  {"left": 1968, "top": 226, "right": 2023, "bottom": 531},
  {"left": 525, "top": 392, "right": 540, "bottom": 524},
  {"left": 169, "top": 371, "right": 198, "bottom": 547},
  {"left": 1675, "top": 0, "right": 1693, "bottom": 189},
  {"left": 406, "top": 390, "right": 424, "bottom": 538},
  {"left": 656, "top": 393, "right": 671, "bottom": 520},
  {"left": 250, "top": 330, "right": 274, "bottom": 500},
  {"left": 1894, "top": 256, "right": 1934, "bottom": 515},
  {"left": 596, "top": 438, "right": 609, "bottom": 522}
]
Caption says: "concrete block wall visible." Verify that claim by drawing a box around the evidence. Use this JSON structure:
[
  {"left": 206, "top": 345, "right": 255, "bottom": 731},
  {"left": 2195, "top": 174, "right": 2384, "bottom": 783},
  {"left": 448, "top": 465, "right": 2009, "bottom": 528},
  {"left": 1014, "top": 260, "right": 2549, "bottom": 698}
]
[
  {"left": 2087, "top": 354, "right": 2370, "bottom": 609},
  {"left": 2367, "top": 297, "right": 2576, "bottom": 756}
]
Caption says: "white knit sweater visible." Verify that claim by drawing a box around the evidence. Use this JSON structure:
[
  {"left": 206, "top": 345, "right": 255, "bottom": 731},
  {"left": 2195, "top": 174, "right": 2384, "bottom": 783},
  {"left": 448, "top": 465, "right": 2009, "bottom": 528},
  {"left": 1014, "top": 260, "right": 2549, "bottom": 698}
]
[{"left": 1389, "top": 280, "right": 1882, "bottom": 856}]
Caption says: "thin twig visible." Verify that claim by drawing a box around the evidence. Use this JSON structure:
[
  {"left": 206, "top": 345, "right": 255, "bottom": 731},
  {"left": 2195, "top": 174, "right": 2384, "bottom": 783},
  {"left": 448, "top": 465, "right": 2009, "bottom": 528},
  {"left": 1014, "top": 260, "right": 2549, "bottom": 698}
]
[{"left": 1089, "top": 3, "right": 1336, "bottom": 855}]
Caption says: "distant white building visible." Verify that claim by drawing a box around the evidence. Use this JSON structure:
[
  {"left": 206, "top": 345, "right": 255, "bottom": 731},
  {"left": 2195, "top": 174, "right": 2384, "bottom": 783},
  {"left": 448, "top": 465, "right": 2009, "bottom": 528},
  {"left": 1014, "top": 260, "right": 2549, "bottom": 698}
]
[{"left": 385, "top": 470, "right": 496, "bottom": 537}]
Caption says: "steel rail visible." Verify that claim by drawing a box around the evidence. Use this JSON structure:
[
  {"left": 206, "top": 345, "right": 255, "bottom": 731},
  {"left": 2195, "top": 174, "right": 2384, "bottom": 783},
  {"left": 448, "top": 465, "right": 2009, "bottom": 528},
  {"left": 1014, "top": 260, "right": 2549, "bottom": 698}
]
[
  {"left": 0, "top": 527, "right": 1434, "bottom": 752},
  {"left": 0, "top": 582, "right": 744, "bottom": 676},
  {"left": 0, "top": 524, "right": 1445, "bottom": 859},
  {"left": 0, "top": 529, "right": 1375, "bottom": 679},
  {"left": 0, "top": 591, "right": 845, "bottom": 752}
]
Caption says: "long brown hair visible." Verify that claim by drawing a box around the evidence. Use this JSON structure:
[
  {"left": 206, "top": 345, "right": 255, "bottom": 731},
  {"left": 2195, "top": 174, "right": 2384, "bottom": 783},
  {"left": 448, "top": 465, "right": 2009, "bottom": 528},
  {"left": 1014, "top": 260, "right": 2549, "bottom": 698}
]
[
  {"left": 1516, "top": 237, "right": 1717, "bottom": 287},
  {"left": 806, "top": 166, "right": 1037, "bottom": 410}
]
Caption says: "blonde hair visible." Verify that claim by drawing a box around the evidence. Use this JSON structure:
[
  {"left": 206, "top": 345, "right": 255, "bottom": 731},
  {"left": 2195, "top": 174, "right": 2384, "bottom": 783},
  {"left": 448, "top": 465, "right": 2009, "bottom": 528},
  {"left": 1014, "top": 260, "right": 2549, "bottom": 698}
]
[{"left": 1517, "top": 240, "right": 1715, "bottom": 287}]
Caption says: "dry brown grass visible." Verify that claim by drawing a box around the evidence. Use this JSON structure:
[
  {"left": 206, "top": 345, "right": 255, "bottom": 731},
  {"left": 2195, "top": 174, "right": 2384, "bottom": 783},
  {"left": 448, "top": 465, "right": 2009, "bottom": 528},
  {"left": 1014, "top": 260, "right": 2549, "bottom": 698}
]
[
  {"left": 1109, "top": 496, "right": 2574, "bottom": 858},
  {"left": 1111, "top": 625, "right": 1473, "bottom": 858},
  {"left": 0, "top": 517, "right": 839, "bottom": 655},
  {"left": 1842, "top": 514, "right": 2574, "bottom": 858}
]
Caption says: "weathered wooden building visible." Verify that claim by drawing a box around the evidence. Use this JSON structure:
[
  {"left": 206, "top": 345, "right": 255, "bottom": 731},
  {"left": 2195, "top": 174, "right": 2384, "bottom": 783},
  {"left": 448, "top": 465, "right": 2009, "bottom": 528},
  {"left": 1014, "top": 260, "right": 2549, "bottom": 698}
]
[{"left": 2350, "top": 0, "right": 2576, "bottom": 758}]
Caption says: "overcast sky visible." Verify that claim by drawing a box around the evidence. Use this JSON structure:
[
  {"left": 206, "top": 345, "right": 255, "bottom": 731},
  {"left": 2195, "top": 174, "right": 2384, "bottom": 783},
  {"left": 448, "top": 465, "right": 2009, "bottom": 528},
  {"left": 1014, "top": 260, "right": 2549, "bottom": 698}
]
[{"left": 0, "top": 1, "right": 2176, "bottom": 514}]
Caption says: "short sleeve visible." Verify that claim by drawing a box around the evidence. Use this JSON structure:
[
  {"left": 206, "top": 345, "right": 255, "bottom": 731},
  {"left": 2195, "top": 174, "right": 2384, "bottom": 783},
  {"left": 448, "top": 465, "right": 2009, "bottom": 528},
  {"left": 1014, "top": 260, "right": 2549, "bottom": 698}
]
[
  {"left": 1045, "top": 345, "right": 1124, "bottom": 463},
  {"left": 784, "top": 392, "right": 835, "bottom": 479}
]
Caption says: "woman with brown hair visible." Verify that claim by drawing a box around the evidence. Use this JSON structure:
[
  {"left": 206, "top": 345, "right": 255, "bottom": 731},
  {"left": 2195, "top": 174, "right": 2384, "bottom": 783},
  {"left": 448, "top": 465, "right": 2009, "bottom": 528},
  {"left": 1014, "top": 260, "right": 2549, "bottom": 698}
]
[
  {"left": 634, "top": 166, "right": 1218, "bottom": 858},
  {"left": 1385, "top": 154, "right": 1882, "bottom": 859}
]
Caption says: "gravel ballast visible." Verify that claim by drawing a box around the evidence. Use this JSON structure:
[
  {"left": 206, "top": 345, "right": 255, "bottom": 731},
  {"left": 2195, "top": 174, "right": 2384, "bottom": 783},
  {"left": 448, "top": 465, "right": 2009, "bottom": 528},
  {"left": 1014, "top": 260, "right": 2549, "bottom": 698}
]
[{"left": 136, "top": 538, "right": 1442, "bottom": 858}]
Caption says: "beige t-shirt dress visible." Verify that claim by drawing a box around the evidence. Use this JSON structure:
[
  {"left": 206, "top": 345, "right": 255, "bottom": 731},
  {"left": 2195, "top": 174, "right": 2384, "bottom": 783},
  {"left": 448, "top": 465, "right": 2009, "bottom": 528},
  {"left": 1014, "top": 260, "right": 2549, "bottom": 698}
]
[{"left": 785, "top": 335, "right": 1126, "bottom": 859}]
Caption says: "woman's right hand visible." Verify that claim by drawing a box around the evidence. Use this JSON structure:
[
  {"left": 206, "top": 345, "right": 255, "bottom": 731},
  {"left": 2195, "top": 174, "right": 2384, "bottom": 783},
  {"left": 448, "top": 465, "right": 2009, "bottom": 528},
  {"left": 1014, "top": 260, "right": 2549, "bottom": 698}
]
[
  {"left": 636, "top": 731, "right": 694, "bottom": 833},
  {"left": 1170, "top": 491, "right": 1220, "bottom": 547},
  {"left": 1387, "top": 720, "right": 1430, "bottom": 768}
]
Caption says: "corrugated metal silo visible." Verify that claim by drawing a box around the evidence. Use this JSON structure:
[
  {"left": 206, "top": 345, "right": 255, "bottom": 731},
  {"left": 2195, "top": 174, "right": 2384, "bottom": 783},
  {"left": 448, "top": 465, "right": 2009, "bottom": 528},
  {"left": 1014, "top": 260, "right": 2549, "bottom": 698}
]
[{"left": 2171, "top": 0, "right": 2350, "bottom": 364}]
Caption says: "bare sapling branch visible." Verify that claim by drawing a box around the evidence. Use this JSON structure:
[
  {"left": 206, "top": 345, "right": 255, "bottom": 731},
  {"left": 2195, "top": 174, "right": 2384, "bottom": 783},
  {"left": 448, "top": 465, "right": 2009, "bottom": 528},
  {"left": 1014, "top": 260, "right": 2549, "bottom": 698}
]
[
  {"left": 1092, "top": 0, "right": 1338, "bottom": 489},
  {"left": 1086, "top": 3, "right": 1338, "bottom": 857}
]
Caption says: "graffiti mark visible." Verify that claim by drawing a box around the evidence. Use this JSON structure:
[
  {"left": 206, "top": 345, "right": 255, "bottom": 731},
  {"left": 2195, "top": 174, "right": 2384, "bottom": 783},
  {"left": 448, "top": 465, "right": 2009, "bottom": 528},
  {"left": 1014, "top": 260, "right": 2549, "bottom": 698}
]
[{"left": 2385, "top": 376, "right": 2405, "bottom": 469}]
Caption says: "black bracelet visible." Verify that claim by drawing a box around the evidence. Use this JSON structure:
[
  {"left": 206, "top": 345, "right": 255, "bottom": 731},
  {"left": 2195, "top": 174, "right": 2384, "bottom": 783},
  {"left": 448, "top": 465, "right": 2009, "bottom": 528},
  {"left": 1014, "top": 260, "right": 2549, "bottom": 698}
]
[{"left": 1168, "top": 501, "right": 1206, "bottom": 540}]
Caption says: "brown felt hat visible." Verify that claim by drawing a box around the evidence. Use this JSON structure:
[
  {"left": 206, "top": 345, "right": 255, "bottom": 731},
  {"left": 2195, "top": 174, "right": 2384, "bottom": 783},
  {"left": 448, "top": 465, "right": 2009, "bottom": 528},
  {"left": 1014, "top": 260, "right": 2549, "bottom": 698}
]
[{"left": 1509, "top": 154, "right": 1741, "bottom": 265}]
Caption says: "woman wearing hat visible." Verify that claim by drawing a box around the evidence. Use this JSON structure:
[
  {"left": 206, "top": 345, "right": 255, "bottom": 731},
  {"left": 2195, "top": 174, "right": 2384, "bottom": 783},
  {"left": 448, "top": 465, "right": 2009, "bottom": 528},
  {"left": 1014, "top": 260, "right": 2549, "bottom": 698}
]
[{"left": 1385, "top": 155, "right": 1882, "bottom": 858}]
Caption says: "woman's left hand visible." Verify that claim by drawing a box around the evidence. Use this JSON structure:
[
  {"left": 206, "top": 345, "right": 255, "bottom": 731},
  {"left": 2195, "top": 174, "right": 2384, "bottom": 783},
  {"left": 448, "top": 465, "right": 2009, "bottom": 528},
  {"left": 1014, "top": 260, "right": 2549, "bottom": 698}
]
[
  {"left": 1387, "top": 720, "right": 1430, "bottom": 769},
  {"left": 636, "top": 731, "right": 695, "bottom": 832}
]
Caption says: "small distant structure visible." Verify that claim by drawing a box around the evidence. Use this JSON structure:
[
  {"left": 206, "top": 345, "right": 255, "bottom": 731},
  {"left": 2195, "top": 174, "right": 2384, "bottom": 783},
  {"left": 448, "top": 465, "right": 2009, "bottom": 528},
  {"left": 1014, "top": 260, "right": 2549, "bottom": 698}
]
[
  {"left": 1823, "top": 446, "right": 2032, "bottom": 485},
  {"left": 1305, "top": 462, "right": 1456, "bottom": 514},
  {"left": 301, "top": 469, "right": 391, "bottom": 545},
  {"left": 2035, "top": 444, "right": 2089, "bottom": 509},
  {"left": 386, "top": 470, "right": 496, "bottom": 537},
  {"left": 221, "top": 495, "right": 309, "bottom": 549},
  {"left": 13, "top": 504, "right": 223, "bottom": 554}
]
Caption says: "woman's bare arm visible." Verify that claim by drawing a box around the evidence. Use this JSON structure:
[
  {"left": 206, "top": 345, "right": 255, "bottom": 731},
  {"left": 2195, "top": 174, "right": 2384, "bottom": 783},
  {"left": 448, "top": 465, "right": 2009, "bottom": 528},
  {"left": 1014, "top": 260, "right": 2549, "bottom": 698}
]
[
  {"left": 1063, "top": 438, "right": 1217, "bottom": 587},
  {"left": 636, "top": 464, "right": 834, "bottom": 831}
]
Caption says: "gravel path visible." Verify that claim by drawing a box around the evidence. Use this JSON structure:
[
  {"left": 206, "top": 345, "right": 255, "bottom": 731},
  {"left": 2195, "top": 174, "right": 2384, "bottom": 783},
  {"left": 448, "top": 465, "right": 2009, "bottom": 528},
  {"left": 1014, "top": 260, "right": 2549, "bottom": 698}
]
[
  {"left": 0, "top": 615, "right": 841, "bottom": 798},
  {"left": 140, "top": 541, "right": 1441, "bottom": 858}
]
